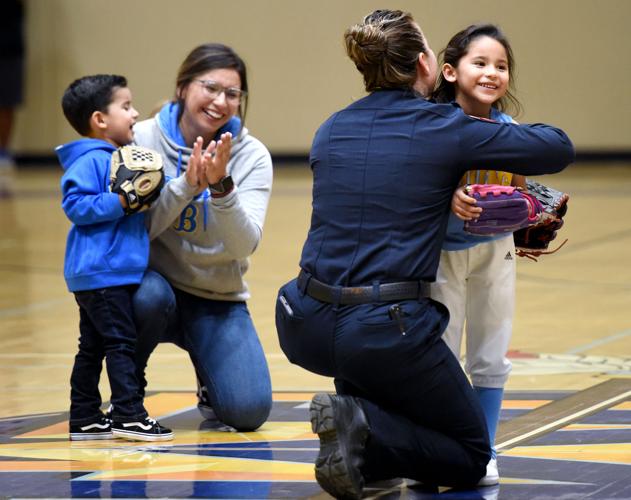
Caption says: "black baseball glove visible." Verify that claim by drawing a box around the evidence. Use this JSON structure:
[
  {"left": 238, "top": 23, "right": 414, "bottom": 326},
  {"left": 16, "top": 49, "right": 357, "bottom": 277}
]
[{"left": 513, "top": 180, "right": 569, "bottom": 260}]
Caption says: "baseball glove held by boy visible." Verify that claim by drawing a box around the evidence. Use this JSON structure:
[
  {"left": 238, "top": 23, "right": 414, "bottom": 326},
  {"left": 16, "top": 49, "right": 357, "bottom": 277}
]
[
  {"left": 513, "top": 180, "right": 569, "bottom": 261},
  {"left": 110, "top": 145, "right": 165, "bottom": 214},
  {"left": 463, "top": 184, "right": 542, "bottom": 235}
]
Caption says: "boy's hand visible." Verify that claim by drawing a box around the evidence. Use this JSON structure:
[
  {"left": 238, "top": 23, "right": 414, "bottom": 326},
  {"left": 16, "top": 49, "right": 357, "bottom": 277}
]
[{"left": 118, "top": 194, "right": 128, "bottom": 210}]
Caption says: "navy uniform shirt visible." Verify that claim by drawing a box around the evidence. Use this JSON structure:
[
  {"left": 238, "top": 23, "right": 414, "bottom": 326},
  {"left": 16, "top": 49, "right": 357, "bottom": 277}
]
[{"left": 299, "top": 89, "right": 574, "bottom": 286}]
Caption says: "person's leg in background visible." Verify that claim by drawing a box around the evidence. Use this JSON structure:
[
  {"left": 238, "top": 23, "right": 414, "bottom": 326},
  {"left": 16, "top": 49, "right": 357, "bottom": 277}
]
[{"left": 0, "top": 0, "right": 25, "bottom": 196}]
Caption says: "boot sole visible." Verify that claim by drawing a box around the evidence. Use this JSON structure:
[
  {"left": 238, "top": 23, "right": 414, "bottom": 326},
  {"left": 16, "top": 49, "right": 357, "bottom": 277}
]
[{"left": 310, "top": 393, "right": 365, "bottom": 500}]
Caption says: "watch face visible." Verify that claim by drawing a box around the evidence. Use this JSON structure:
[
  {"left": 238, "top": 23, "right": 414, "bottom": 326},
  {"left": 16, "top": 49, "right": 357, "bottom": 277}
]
[{"left": 210, "top": 176, "right": 234, "bottom": 194}]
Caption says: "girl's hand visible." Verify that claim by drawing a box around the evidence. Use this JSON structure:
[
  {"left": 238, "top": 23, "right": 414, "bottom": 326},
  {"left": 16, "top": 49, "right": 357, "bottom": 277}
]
[
  {"left": 451, "top": 186, "right": 482, "bottom": 221},
  {"left": 512, "top": 174, "right": 527, "bottom": 189},
  {"left": 185, "top": 136, "right": 207, "bottom": 194},
  {"left": 204, "top": 132, "right": 232, "bottom": 185}
]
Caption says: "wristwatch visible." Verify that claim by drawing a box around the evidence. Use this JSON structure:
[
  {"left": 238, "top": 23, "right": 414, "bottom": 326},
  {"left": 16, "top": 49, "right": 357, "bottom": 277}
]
[{"left": 208, "top": 175, "right": 234, "bottom": 198}]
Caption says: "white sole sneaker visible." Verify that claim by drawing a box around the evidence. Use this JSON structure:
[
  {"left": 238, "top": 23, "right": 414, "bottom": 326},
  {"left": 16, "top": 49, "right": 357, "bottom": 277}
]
[
  {"left": 112, "top": 417, "right": 174, "bottom": 442},
  {"left": 69, "top": 416, "right": 113, "bottom": 441},
  {"left": 69, "top": 431, "right": 114, "bottom": 441},
  {"left": 477, "top": 457, "right": 499, "bottom": 486},
  {"left": 112, "top": 428, "right": 174, "bottom": 442}
]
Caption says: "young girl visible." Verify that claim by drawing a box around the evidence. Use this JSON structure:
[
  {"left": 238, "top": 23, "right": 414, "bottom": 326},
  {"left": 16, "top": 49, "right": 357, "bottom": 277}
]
[{"left": 431, "top": 24, "right": 525, "bottom": 486}]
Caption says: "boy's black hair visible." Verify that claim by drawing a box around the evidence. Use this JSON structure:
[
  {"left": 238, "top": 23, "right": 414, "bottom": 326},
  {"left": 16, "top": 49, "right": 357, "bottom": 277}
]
[{"left": 61, "top": 74, "right": 127, "bottom": 136}]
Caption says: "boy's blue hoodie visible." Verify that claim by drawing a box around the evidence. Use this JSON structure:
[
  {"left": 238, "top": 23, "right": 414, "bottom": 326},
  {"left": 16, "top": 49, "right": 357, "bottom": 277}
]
[{"left": 56, "top": 138, "right": 149, "bottom": 292}]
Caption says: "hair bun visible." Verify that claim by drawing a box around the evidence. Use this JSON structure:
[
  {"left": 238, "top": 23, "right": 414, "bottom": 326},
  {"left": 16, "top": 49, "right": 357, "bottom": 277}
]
[
  {"left": 344, "top": 10, "right": 425, "bottom": 92},
  {"left": 344, "top": 24, "right": 388, "bottom": 68}
]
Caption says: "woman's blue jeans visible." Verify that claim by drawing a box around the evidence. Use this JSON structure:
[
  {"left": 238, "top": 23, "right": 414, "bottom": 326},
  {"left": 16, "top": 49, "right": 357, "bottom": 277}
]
[{"left": 132, "top": 270, "right": 272, "bottom": 431}]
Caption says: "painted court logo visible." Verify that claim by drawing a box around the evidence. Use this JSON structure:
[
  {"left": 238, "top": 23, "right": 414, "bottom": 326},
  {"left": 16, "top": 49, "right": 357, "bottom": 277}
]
[{"left": 0, "top": 391, "right": 630, "bottom": 498}]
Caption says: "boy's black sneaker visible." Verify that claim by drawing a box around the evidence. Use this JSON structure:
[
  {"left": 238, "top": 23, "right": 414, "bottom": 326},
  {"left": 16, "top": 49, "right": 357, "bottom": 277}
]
[
  {"left": 112, "top": 416, "right": 174, "bottom": 442},
  {"left": 69, "top": 415, "right": 113, "bottom": 441},
  {"left": 105, "top": 404, "right": 113, "bottom": 421}
]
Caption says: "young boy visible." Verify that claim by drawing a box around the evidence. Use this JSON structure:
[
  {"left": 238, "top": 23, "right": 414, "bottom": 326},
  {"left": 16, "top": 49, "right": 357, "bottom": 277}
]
[{"left": 57, "top": 74, "right": 172, "bottom": 442}]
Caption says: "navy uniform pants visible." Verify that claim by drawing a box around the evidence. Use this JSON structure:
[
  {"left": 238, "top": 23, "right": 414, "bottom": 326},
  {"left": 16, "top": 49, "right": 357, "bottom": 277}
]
[{"left": 276, "top": 278, "right": 490, "bottom": 486}]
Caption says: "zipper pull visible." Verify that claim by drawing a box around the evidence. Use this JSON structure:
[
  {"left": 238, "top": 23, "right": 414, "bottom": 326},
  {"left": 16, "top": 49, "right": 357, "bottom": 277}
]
[{"left": 389, "top": 304, "right": 406, "bottom": 336}]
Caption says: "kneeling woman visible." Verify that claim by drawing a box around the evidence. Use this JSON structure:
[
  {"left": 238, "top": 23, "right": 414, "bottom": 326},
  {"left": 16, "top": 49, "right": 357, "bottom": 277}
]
[{"left": 133, "top": 43, "right": 273, "bottom": 431}]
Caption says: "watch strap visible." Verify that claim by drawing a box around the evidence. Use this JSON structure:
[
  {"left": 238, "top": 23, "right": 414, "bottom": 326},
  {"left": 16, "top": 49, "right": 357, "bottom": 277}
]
[{"left": 209, "top": 175, "right": 234, "bottom": 198}]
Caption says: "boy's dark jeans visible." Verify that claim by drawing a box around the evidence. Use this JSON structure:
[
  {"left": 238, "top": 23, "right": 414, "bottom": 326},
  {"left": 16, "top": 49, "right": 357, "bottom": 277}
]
[{"left": 70, "top": 286, "right": 148, "bottom": 425}]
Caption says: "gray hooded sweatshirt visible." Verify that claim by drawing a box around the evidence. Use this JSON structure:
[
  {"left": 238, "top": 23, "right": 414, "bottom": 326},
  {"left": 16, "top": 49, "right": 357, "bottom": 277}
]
[{"left": 133, "top": 118, "right": 273, "bottom": 301}]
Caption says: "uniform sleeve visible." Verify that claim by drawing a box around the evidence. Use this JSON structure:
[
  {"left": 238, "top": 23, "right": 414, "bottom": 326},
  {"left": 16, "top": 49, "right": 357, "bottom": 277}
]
[
  {"left": 457, "top": 116, "right": 575, "bottom": 175},
  {"left": 61, "top": 158, "right": 124, "bottom": 225},
  {"left": 210, "top": 148, "right": 273, "bottom": 259}
]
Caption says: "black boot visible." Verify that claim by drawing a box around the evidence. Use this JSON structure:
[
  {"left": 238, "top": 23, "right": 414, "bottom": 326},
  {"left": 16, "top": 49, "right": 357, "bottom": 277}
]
[{"left": 310, "top": 393, "right": 370, "bottom": 499}]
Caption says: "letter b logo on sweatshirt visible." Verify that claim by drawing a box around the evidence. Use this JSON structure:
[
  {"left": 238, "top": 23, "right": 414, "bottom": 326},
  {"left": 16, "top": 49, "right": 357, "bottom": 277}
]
[{"left": 174, "top": 204, "right": 197, "bottom": 232}]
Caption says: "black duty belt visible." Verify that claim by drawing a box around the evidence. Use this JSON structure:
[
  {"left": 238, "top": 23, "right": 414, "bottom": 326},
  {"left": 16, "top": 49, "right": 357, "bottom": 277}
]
[{"left": 297, "top": 270, "right": 430, "bottom": 305}]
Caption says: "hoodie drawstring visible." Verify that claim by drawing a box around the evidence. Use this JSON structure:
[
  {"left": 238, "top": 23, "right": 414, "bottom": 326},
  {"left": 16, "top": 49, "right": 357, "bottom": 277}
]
[
  {"left": 202, "top": 190, "right": 209, "bottom": 231},
  {"left": 176, "top": 149, "right": 183, "bottom": 177}
]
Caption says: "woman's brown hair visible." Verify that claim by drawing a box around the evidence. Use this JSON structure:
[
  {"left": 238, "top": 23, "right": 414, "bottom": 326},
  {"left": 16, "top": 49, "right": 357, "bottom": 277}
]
[
  {"left": 174, "top": 43, "right": 249, "bottom": 123},
  {"left": 344, "top": 9, "right": 427, "bottom": 91}
]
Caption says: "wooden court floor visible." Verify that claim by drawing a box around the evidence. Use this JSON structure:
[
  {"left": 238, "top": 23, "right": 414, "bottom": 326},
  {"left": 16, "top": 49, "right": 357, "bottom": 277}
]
[{"left": 0, "top": 163, "right": 630, "bottom": 499}]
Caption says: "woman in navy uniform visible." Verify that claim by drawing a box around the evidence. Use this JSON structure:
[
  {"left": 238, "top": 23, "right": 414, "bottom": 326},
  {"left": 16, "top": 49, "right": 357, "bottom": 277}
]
[{"left": 275, "top": 9, "right": 574, "bottom": 499}]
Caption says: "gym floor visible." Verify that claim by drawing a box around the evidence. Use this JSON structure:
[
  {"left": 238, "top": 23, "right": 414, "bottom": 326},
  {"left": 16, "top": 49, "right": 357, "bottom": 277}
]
[{"left": 1, "top": 163, "right": 630, "bottom": 499}]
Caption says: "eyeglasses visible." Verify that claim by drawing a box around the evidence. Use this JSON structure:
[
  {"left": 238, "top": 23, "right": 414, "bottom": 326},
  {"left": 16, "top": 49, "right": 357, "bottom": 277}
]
[{"left": 195, "top": 80, "right": 247, "bottom": 103}]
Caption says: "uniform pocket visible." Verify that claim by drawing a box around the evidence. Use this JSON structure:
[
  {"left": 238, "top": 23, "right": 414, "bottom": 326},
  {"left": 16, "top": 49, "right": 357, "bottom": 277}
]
[
  {"left": 275, "top": 279, "right": 336, "bottom": 377},
  {"left": 354, "top": 299, "right": 448, "bottom": 346},
  {"left": 275, "top": 286, "right": 305, "bottom": 364}
]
